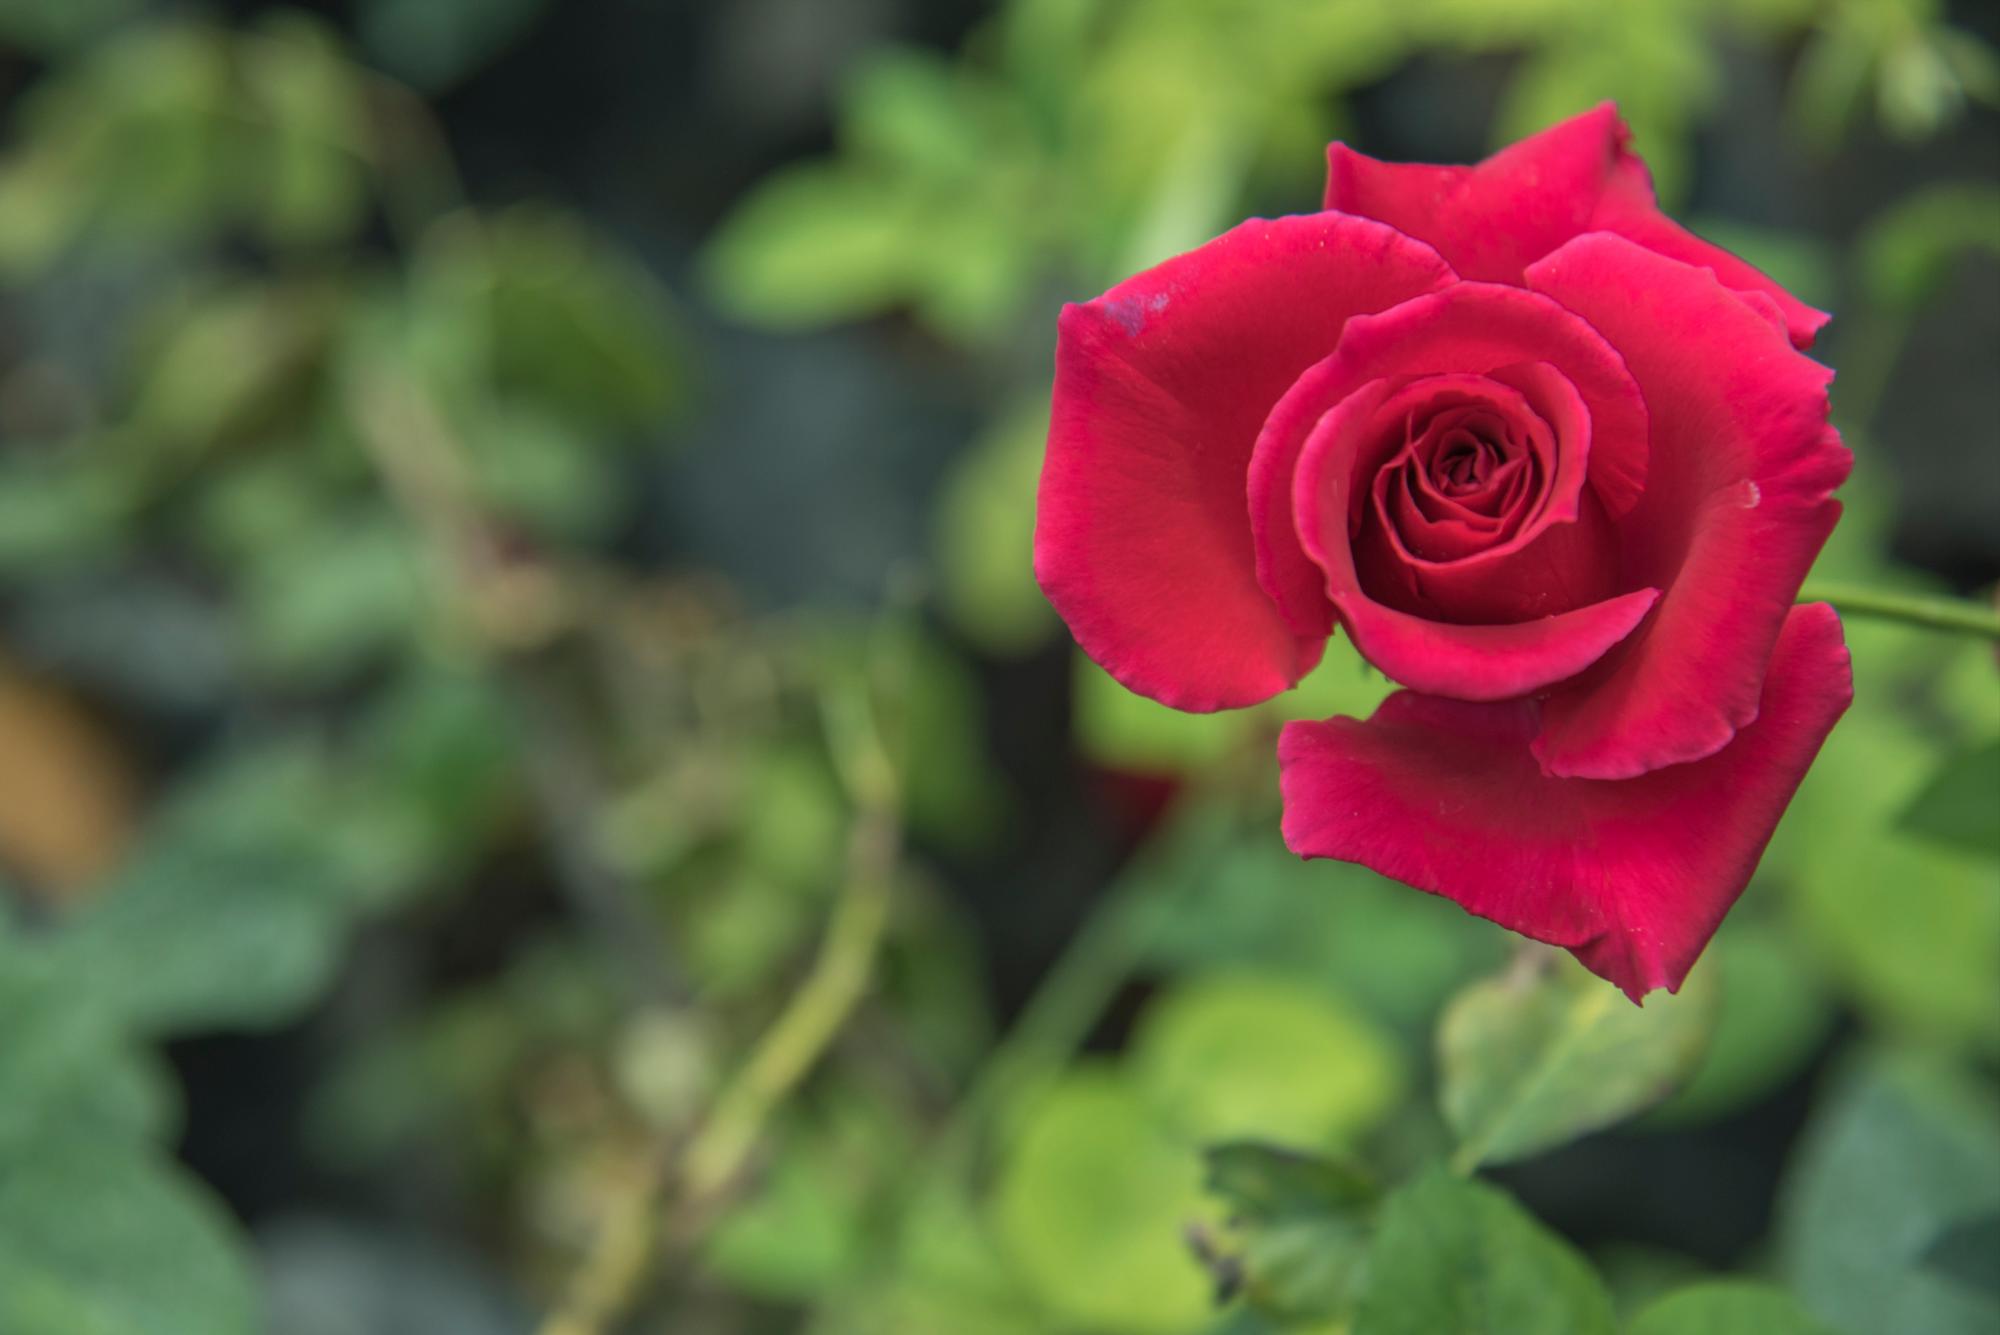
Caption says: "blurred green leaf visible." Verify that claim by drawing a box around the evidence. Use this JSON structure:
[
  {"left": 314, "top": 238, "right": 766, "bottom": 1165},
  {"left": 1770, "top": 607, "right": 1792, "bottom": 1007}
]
[
  {"left": 1898, "top": 737, "right": 2000, "bottom": 858},
  {"left": 1438, "top": 955, "right": 1717, "bottom": 1169},
  {"left": 1628, "top": 1280, "right": 1839, "bottom": 1335},
  {"left": 1075, "top": 633, "right": 1397, "bottom": 777},
  {"left": 0, "top": 945, "right": 175, "bottom": 1154},
  {"left": 0, "top": 1137, "right": 257, "bottom": 1335},
  {"left": 1073, "top": 651, "right": 1245, "bottom": 774},
  {"left": 471, "top": 208, "right": 682, "bottom": 431},
  {"left": 1135, "top": 840, "right": 1504, "bottom": 1033},
  {"left": 238, "top": 506, "right": 426, "bottom": 684},
  {"left": 1778, "top": 1052, "right": 2000, "bottom": 1335},
  {"left": 705, "top": 1105, "right": 879, "bottom": 1299},
  {"left": 357, "top": 0, "right": 546, "bottom": 93},
  {"left": 844, "top": 47, "right": 1003, "bottom": 180},
  {"left": 1858, "top": 183, "right": 2000, "bottom": 311},
  {"left": 0, "top": 0, "right": 142, "bottom": 55},
  {"left": 1204, "top": 1141, "right": 1377, "bottom": 1321},
  {"left": 1133, "top": 973, "right": 1405, "bottom": 1148},
  {"left": 340, "top": 662, "right": 520, "bottom": 884},
  {"left": 239, "top": 14, "right": 372, "bottom": 247},
  {"left": 737, "top": 743, "right": 848, "bottom": 890},
  {"left": 991, "top": 1068, "right": 1214, "bottom": 1333},
  {"left": 702, "top": 165, "right": 931, "bottom": 330},
  {"left": 1594, "top": 1244, "right": 1711, "bottom": 1324},
  {"left": 878, "top": 627, "right": 1009, "bottom": 853},
  {"left": 126, "top": 281, "right": 333, "bottom": 454},
  {"left": 0, "top": 449, "right": 139, "bottom": 574},
  {"left": 1352, "top": 1167, "right": 1615, "bottom": 1335},
  {"left": 1793, "top": 4, "right": 1999, "bottom": 148},
  {"left": 1923, "top": 1213, "right": 2000, "bottom": 1300},
  {"left": 933, "top": 401, "right": 1056, "bottom": 656},
  {"left": 834, "top": 1179, "right": 1048, "bottom": 1335},
  {"left": 1780, "top": 693, "right": 2000, "bottom": 1051},
  {"left": 54, "top": 747, "right": 366, "bottom": 1036},
  {"left": 463, "top": 407, "right": 621, "bottom": 541},
  {"left": 684, "top": 869, "right": 817, "bottom": 1000},
  {"left": 1204, "top": 1142, "right": 1376, "bottom": 1222}
]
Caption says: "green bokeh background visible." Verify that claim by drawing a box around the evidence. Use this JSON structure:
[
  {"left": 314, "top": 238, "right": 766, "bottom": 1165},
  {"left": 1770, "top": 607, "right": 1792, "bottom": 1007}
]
[{"left": 0, "top": 1, "right": 1994, "bottom": 1332}]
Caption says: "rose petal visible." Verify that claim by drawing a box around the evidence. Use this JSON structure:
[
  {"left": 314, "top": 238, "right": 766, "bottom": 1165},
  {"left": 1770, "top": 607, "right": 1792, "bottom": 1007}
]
[
  {"left": 1323, "top": 102, "right": 1830, "bottom": 349},
  {"left": 1278, "top": 603, "right": 1853, "bottom": 1000},
  {"left": 1288, "top": 375, "right": 1659, "bottom": 700},
  {"left": 1253, "top": 283, "right": 1646, "bottom": 530},
  {"left": 1525, "top": 234, "right": 1851, "bottom": 778},
  {"left": 1590, "top": 149, "right": 1830, "bottom": 349},
  {"left": 1037, "top": 212, "right": 1454, "bottom": 711}
]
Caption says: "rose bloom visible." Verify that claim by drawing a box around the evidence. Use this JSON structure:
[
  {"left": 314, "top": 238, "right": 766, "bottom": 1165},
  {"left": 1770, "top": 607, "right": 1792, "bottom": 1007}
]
[{"left": 1035, "top": 105, "right": 1853, "bottom": 1000}]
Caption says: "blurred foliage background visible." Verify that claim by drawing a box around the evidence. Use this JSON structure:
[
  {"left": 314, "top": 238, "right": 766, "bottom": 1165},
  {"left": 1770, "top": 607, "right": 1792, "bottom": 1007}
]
[{"left": 0, "top": 0, "right": 1994, "bottom": 1332}]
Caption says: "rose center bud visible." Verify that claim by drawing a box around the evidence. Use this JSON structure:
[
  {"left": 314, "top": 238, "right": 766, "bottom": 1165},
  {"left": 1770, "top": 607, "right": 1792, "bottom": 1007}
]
[
  {"left": 1348, "top": 370, "right": 1622, "bottom": 625},
  {"left": 1435, "top": 435, "right": 1492, "bottom": 490}
]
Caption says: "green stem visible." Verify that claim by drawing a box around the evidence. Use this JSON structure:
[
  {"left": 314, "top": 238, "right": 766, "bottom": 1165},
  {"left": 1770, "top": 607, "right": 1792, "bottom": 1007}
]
[{"left": 1800, "top": 582, "right": 2000, "bottom": 639}]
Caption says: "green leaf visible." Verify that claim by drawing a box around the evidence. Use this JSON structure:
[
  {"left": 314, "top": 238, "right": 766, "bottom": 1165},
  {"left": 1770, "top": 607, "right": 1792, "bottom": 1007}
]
[
  {"left": 463, "top": 406, "right": 621, "bottom": 540},
  {"left": 1233, "top": 1210, "right": 1372, "bottom": 1325},
  {"left": 1628, "top": 1280, "right": 1839, "bottom": 1335},
  {"left": 126, "top": 281, "right": 332, "bottom": 455},
  {"left": 238, "top": 506, "right": 426, "bottom": 685},
  {"left": 0, "top": 944, "right": 176, "bottom": 1154},
  {"left": 701, "top": 164, "right": 927, "bottom": 330},
  {"left": 867, "top": 624, "right": 1009, "bottom": 853},
  {"left": 1777, "top": 1053, "right": 2000, "bottom": 1335},
  {"left": 1133, "top": 973, "right": 1405, "bottom": 1148},
  {"left": 356, "top": 0, "right": 545, "bottom": 92},
  {"left": 1352, "top": 1168, "right": 1615, "bottom": 1335},
  {"left": 239, "top": 14, "right": 372, "bottom": 248},
  {"left": 1780, "top": 703, "right": 2000, "bottom": 1050},
  {"left": 1075, "top": 634, "right": 1395, "bottom": 777},
  {"left": 0, "top": 448, "right": 139, "bottom": 574},
  {"left": 1205, "top": 1142, "right": 1377, "bottom": 1321},
  {"left": 53, "top": 743, "right": 367, "bottom": 1036},
  {"left": 475, "top": 208, "right": 682, "bottom": 430},
  {"left": 1073, "top": 650, "right": 1244, "bottom": 773},
  {"left": 1438, "top": 955, "right": 1717, "bottom": 1169},
  {"left": 842, "top": 47, "right": 1001, "bottom": 180},
  {"left": 1204, "top": 1142, "right": 1375, "bottom": 1222},
  {"left": 1898, "top": 738, "right": 2000, "bottom": 859},
  {"left": 1923, "top": 1213, "right": 2000, "bottom": 1300},
  {"left": 0, "top": 1137, "right": 258, "bottom": 1335},
  {"left": 1134, "top": 841, "right": 1504, "bottom": 1032},
  {"left": 0, "top": 0, "right": 143, "bottom": 54},
  {"left": 832, "top": 1179, "right": 1048, "bottom": 1335},
  {"left": 1858, "top": 183, "right": 2000, "bottom": 311},
  {"left": 704, "top": 1111, "right": 877, "bottom": 1299},
  {"left": 990, "top": 1068, "right": 1214, "bottom": 1333}
]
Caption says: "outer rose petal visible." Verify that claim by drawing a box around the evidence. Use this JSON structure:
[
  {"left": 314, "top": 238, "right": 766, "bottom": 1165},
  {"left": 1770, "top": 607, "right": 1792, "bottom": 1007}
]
[
  {"left": 1590, "top": 149, "right": 1830, "bottom": 349},
  {"left": 1278, "top": 603, "right": 1853, "bottom": 1000},
  {"left": 1323, "top": 102, "right": 1829, "bottom": 348},
  {"left": 1036, "top": 213, "right": 1454, "bottom": 712},
  {"left": 1525, "top": 235, "right": 1850, "bottom": 779}
]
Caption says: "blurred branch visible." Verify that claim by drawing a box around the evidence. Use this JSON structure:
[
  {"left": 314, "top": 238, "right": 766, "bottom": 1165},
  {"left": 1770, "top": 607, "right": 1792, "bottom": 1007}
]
[
  {"left": 346, "top": 365, "right": 687, "bottom": 1003},
  {"left": 536, "top": 671, "right": 903, "bottom": 1335},
  {"left": 1801, "top": 581, "right": 2000, "bottom": 638}
]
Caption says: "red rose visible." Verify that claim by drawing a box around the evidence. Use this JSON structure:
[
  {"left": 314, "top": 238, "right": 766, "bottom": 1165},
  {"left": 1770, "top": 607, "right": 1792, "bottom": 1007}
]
[{"left": 1035, "top": 105, "right": 1853, "bottom": 1000}]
